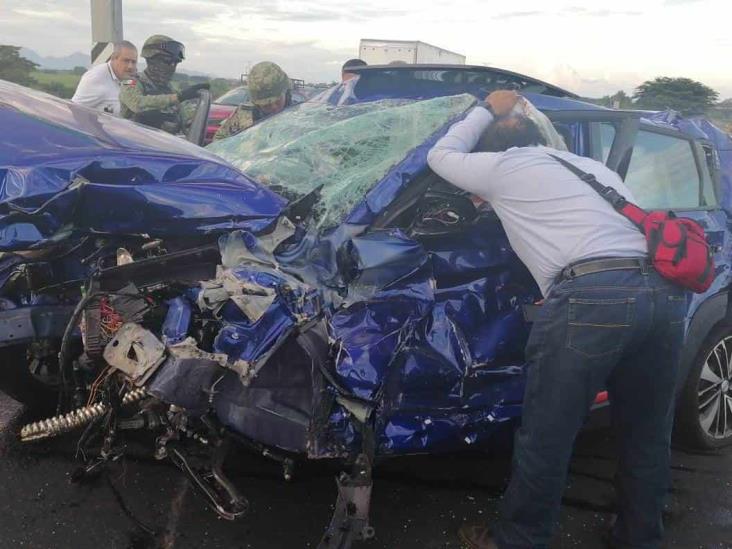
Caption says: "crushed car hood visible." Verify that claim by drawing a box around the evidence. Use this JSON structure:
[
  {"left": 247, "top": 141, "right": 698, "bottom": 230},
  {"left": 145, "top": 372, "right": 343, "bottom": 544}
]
[{"left": 0, "top": 80, "right": 286, "bottom": 250}]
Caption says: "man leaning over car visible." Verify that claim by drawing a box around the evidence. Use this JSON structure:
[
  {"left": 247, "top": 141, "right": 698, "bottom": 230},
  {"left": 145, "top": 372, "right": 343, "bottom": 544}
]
[{"left": 427, "top": 91, "right": 685, "bottom": 549}]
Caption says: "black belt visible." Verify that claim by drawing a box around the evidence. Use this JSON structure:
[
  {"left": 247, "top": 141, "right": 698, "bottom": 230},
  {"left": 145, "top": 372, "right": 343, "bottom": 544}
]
[{"left": 558, "top": 257, "right": 650, "bottom": 282}]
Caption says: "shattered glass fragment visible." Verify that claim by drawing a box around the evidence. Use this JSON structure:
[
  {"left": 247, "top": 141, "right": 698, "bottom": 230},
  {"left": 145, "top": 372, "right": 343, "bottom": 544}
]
[{"left": 207, "top": 94, "right": 476, "bottom": 228}]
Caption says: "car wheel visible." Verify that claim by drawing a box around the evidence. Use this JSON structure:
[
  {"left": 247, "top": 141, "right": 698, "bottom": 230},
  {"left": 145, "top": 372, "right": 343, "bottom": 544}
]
[
  {"left": 0, "top": 344, "right": 59, "bottom": 414},
  {"left": 676, "top": 324, "right": 732, "bottom": 450}
]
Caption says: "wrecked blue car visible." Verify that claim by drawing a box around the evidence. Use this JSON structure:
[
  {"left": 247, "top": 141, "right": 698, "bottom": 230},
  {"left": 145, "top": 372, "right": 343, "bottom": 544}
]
[{"left": 1, "top": 64, "right": 731, "bottom": 547}]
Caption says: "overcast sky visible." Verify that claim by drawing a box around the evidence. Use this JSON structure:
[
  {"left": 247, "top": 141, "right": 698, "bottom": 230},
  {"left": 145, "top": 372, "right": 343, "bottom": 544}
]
[{"left": 0, "top": 0, "right": 729, "bottom": 98}]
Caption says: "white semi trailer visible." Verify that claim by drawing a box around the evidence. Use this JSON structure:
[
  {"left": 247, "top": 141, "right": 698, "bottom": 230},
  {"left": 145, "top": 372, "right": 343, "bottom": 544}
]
[{"left": 358, "top": 39, "right": 466, "bottom": 65}]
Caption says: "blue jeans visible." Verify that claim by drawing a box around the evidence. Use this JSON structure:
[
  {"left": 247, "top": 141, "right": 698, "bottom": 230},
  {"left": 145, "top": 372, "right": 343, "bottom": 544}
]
[{"left": 495, "top": 268, "right": 686, "bottom": 549}]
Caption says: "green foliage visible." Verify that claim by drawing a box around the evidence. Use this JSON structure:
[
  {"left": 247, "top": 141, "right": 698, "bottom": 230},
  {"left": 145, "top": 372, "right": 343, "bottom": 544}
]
[
  {"left": 209, "top": 78, "right": 237, "bottom": 100},
  {"left": 40, "top": 81, "right": 74, "bottom": 99},
  {"left": 29, "top": 71, "right": 79, "bottom": 98},
  {"left": 708, "top": 98, "right": 732, "bottom": 134},
  {"left": 0, "top": 45, "right": 39, "bottom": 86},
  {"left": 633, "top": 77, "right": 719, "bottom": 115},
  {"left": 30, "top": 70, "right": 81, "bottom": 87},
  {"left": 171, "top": 72, "right": 238, "bottom": 99},
  {"left": 0, "top": 46, "right": 75, "bottom": 98},
  {"left": 583, "top": 90, "right": 634, "bottom": 109}
]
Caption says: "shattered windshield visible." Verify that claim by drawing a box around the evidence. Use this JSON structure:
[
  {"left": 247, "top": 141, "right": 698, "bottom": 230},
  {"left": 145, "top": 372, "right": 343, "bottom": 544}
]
[{"left": 207, "top": 94, "right": 476, "bottom": 228}]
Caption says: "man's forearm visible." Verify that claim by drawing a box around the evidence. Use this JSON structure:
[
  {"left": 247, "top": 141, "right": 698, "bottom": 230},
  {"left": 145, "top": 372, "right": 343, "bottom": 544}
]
[
  {"left": 432, "top": 106, "right": 494, "bottom": 154},
  {"left": 427, "top": 106, "right": 501, "bottom": 198}
]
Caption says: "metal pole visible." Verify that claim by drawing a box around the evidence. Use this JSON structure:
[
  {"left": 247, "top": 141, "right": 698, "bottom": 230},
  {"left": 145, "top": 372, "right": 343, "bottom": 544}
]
[{"left": 90, "top": 0, "right": 123, "bottom": 65}]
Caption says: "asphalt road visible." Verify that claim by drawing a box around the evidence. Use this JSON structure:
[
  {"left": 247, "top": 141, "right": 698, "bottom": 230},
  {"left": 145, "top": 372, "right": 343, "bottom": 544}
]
[{"left": 1, "top": 394, "right": 731, "bottom": 549}]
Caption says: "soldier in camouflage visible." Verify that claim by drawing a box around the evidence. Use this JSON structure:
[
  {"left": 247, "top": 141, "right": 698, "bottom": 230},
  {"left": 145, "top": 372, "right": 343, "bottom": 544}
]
[
  {"left": 120, "top": 35, "right": 209, "bottom": 134},
  {"left": 213, "top": 61, "right": 292, "bottom": 141}
]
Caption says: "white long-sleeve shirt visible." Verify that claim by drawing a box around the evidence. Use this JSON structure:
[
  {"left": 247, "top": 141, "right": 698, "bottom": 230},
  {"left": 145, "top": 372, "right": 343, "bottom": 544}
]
[
  {"left": 71, "top": 62, "right": 122, "bottom": 116},
  {"left": 427, "top": 106, "right": 647, "bottom": 296}
]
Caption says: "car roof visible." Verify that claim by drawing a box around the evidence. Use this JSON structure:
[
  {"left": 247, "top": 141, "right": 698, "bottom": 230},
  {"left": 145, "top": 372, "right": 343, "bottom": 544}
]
[
  {"left": 341, "top": 64, "right": 729, "bottom": 143},
  {"left": 348, "top": 64, "right": 579, "bottom": 99}
]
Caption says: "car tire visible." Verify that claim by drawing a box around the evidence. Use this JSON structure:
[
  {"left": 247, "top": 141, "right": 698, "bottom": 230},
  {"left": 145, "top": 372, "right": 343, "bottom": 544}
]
[
  {"left": 0, "top": 344, "right": 58, "bottom": 414},
  {"left": 676, "top": 324, "right": 732, "bottom": 450}
]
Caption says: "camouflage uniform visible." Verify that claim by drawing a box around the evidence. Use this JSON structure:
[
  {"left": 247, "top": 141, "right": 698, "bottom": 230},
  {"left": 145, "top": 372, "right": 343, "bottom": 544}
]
[
  {"left": 120, "top": 35, "right": 192, "bottom": 134},
  {"left": 120, "top": 71, "right": 182, "bottom": 133},
  {"left": 213, "top": 61, "right": 291, "bottom": 141},
  {"left": 213, "top": 104, "right": 264, "bottom": 141}
]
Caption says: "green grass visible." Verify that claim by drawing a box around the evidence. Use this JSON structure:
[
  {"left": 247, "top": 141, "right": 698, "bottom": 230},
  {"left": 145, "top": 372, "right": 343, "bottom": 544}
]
[
  {"left": 31, "top": 70, "right": 81, "bottom": 88},
  {"left": 27, "top": 70, "right": 80, "bottom": 98}
]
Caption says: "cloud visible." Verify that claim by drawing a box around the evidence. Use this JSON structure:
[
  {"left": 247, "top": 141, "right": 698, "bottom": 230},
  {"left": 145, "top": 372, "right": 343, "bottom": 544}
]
[
  {"left": 493, "top": 11, "right": 546, "bottom": 20},
  {"left": 493, "top": 7, "right": 643, "bottom": 20},
  {"left": 140, "top": 1, "right": 410, "bottom": 23},
  {"left": 0, "top": 0, "right": 729, "bottom": 93},
  {"left": 541, "top": 64, "right": 645, "bottom": 97},
  {"left": 12, "top": 8, "right": 75, "bottom": 20},
  {"left": 562, "top": 7, "right": 643, "bottom": 17}
]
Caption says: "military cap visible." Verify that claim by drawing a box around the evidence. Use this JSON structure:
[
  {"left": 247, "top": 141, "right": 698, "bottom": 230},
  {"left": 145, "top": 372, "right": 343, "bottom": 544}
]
[
  {"left": 248, "top": 62, "right": 291, "bottom": 107},
  {"left": 141, "top": 35, "right": 185, "bottom": 61}
]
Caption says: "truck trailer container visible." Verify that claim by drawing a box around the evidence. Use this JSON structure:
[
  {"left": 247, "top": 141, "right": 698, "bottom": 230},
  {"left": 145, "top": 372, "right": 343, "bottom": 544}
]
[{"left": 358, "top": 39, "right": 466, "bottom": 65}]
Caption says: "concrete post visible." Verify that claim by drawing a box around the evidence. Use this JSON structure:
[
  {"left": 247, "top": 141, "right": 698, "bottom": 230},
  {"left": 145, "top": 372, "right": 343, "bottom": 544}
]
[{"left": 90, "top": 0, "right": 123, "bottom": 65}]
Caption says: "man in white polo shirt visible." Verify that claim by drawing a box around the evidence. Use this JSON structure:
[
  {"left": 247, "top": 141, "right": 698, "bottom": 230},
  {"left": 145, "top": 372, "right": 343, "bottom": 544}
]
[{"left": 71, "top": 41, "right": 137, "bottom": 116}]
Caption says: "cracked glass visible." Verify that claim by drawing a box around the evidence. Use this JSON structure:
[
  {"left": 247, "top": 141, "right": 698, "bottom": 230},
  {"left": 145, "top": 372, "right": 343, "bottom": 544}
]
[{"left": 207, "top": 94, "right": 476, "bottom": 228}]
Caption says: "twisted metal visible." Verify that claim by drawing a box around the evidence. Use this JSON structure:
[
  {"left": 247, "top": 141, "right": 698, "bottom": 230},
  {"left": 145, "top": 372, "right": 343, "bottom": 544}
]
[{"left": 20, "top": 388, "right": 147, "bottom": 442}]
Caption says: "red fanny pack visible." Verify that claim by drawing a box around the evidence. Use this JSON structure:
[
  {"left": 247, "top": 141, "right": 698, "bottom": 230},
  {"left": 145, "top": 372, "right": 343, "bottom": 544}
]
[{"left": 550, "top": 154, "right": 715, "bottom": 293}]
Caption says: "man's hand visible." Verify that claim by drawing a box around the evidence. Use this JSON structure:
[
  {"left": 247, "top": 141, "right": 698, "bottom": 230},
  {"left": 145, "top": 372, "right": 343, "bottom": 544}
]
[
  {"left": 177, "top": 83, "right": 210, "bottom": 102},
  {"left": 485, "top": 90, "right": 520, "bottom": 117}
]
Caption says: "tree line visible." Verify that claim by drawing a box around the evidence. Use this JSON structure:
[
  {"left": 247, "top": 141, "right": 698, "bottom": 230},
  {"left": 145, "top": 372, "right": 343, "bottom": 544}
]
[{"left": 590, "top": 77, "right": 720, "bottom": 116}]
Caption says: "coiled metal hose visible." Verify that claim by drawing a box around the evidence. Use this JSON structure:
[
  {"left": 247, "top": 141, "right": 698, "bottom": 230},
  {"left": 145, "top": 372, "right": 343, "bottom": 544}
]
[{"left": 20, "top": 388, "right": 146, "bottom": 442}]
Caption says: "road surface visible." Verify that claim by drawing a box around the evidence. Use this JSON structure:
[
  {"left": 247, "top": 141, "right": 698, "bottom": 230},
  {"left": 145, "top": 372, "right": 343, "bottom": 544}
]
[{"left": 0, "top": 394, "right": 730, "bottom": 549}]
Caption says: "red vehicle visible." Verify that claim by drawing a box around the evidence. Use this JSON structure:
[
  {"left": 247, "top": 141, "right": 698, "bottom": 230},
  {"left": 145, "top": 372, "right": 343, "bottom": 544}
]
[{"left": 204, "top": 87, "right": 246, "bottom": 144}]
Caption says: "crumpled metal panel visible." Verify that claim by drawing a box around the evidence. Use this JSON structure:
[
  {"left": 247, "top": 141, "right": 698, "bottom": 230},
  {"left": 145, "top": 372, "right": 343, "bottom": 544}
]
[
  {"left": 146, "top": 355, "right": 222, "bottom": 416},
  {"left": 205, "top": 223, "right": 536, "bottom": 456},
  {"left": 338, "top": 226, "right": 535, "bottom": 455},
  {"left": 211, "top": 235, "right": 322, "bottom": 366},
  {"left": 213, "top": 323, "right": 330, "bottom": 454},
  {"left": 0, "top": 81, "right": 285, "bottom": 250},
  {"left": 161, "top": 297, "right": 192, "bottom": 344}
]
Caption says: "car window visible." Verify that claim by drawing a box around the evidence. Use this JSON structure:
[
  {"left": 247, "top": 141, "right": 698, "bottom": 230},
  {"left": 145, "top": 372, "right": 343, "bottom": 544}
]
[
  {"left": 589, "top": 122, "right": 615, "bottom": 164},
  {"left": 624, "top": 130, "right": 708, "bottom": 209},
  {"left": 216, "top": 87, "right": 249, "bottom": 106}
]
